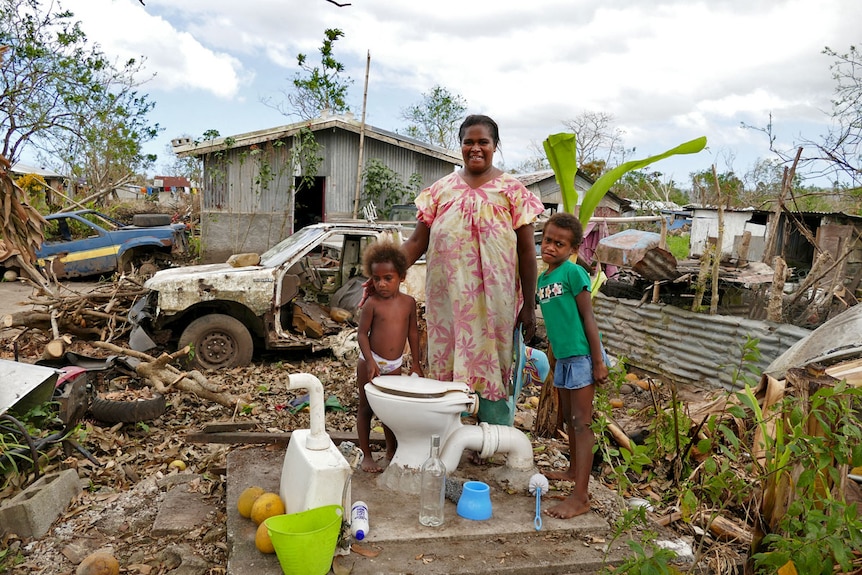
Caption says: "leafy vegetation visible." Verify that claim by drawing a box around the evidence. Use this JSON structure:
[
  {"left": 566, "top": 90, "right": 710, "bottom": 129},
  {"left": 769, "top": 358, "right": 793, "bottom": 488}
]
[
  {"left": 264, "top": 28, "right": 353, "bottom": 121},
  {"left": 361, "top": 159, "right": 422, "bottom": 219},
  {"left": 595, "top": 338, "right": 862, "bottom": 573},
  {"left": 400, "top": 85, "right": 467, "bottom": 151},
  {"left": 1, "top": 0, "right": 159, "bottom": 201}
]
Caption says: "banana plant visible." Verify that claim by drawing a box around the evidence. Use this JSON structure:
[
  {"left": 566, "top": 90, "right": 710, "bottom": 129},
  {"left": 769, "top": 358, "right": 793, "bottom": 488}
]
[{"left": 543, "top": 134, "right": 708, "bottom": 228}]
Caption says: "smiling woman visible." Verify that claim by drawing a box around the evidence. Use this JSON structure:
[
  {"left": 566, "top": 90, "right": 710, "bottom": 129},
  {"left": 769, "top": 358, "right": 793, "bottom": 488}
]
[{"left": 399, "top": 114, "right": 546, "bottom": 427}]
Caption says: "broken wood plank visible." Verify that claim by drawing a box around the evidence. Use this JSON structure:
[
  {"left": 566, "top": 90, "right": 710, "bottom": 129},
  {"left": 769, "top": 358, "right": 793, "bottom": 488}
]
[{"left": 185, "top": 430, "right": 385, "bottom": 445}]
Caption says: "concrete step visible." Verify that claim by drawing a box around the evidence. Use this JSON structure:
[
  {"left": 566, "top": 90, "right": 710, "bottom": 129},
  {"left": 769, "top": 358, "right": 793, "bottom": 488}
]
[{"left": 226, "top": 446, "right": 631, "bottom": 575}]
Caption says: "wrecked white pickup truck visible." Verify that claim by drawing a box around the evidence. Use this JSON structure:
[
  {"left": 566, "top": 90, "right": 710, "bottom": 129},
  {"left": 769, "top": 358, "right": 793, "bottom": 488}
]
[{"left": 128, "top": 222, "right": 424, "bottom": 370}]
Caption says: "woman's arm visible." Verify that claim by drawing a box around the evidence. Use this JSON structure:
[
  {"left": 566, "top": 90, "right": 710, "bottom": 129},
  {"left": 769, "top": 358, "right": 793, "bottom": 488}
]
[
  {"left": 400, "top": 221, "right": 430, "bottom": 267},
  {"left": 515, "top": 224, "right": 537, "bottom": 342}
]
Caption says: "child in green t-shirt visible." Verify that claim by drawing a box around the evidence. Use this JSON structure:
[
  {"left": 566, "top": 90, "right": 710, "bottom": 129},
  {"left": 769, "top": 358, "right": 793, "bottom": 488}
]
[{"left": 537, "top": 212, "right": 609, "bottom": 519}]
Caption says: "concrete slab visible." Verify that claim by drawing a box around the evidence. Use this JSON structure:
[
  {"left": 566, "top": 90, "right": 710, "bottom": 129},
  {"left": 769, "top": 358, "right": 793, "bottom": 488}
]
[
  {"left": 152, "top": 476, "right": 219, "bottom": 536},
  {"left": 227, "top": 445, "right": 631, "bottom": 575}
]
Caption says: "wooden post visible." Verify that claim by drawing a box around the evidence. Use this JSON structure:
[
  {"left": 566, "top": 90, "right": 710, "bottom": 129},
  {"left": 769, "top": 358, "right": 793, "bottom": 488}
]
[
  {"left": 766, "top": 256, "right": 786, "bottom": 322},
  {"left": 710, "top": 166, "right": 724, "bottom": 315},
  {"left": 352, "top": 51, "right": 371, "bottom": 220},
  {"left": 652, "top": 216, "right": 668, "bottom": 303}
]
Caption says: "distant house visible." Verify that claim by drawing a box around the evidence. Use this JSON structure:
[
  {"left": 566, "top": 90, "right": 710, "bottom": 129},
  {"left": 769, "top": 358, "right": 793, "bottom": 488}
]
[
  {"left": 515, "top": 168, "right": 631, "bottom": 264},
  {"left": 173, "top": 113, "right": 462, "bottom": 262},
  {"left": 689, "top": 205, "right": 862, "bottom": 287},
  {"left": 623, "top": 199, "right": 690, "bottom": 231},
  {"left": 10, "top": 163, "right": 67, "bottom": 204}
]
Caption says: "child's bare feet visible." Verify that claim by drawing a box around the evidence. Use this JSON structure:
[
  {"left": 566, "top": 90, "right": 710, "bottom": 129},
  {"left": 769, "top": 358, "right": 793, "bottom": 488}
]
[
  {"left": 544, "top": 496, "right": 590, "bottom": 519},
  {"left": 360, "top": 456, "right": 383, "bottom": 473}
]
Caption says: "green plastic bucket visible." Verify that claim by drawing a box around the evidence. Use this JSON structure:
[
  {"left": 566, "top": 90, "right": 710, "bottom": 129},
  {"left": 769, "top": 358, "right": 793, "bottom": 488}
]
[{"left": 265, "top": 505, "right": 343, "bottom": 575}]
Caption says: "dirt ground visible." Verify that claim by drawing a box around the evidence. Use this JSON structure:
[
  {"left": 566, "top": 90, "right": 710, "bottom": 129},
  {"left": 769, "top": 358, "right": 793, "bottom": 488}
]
[{"left": 0, "top": 278, "right": 732, "bottom": 574}]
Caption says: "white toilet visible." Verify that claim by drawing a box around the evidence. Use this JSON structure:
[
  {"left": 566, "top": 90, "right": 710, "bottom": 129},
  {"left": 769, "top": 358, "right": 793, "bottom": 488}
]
[{"left": 364, "top": 375, "right": 478, "bottom": 470}]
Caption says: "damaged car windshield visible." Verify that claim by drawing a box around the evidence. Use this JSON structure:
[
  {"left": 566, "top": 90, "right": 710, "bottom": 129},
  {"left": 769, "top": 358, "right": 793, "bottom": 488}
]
[{"left": 259, "top": 226, "right": 327, "bottom": 267}]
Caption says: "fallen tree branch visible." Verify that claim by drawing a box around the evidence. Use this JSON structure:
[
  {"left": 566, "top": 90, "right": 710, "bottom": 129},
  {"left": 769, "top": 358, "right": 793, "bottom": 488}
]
[{"left": 93, "top": 341, "right": 248, "bottom": 409}]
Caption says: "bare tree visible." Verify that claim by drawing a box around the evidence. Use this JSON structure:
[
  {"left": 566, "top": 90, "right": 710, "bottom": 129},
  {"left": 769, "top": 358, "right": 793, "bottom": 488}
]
[
  {"left": 814, "top": 45, "right": 862, "bottom": 188},
  {"left": 561, "top": 111, "right": 627, "bottom": 173}
]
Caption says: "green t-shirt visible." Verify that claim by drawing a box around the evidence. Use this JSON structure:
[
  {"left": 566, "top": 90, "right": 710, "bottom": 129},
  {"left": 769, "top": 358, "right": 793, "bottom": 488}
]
[{"left": 537, "top": 260, "right": 590, "bottom": 359}]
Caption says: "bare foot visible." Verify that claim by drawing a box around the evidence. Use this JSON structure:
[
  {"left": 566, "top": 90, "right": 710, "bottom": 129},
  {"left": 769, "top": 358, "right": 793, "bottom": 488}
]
[
  {"left": 545, "top": 469, "right": 576, "bottom": 481},
  {"left": 360, "top": 456, "right": 383, "bottom": 473},
  {"left": 544, "top": 496, "right": 590, "bottom": 519}
]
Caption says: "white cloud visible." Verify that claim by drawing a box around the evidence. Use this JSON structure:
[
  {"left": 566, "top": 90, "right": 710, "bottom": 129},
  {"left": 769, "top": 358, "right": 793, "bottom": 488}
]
[{"left": 53, "top": 0, "right": 862, "bottom": 181}]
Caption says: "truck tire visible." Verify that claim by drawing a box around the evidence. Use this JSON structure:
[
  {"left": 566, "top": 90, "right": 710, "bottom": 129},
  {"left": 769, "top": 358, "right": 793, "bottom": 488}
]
[
  {"left": 133, "top": 213, "right": 172, "bottom": 227},
  {"left": 179, "top": 314, "right": 254, "bottom": 370},
  {"left": 89, "top": 393, "right": 167, "bottom": 424}
]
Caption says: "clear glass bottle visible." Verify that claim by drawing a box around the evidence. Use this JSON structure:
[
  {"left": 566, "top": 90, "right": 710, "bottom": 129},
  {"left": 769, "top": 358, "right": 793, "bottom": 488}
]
[{"left": 419, "top": 434, "right": 446, "bottom": 527}]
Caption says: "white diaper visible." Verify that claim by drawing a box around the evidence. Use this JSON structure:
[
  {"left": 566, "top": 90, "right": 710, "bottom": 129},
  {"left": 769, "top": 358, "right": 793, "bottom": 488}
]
[{"left": 359, "top": 350, "right": 403, "bottom": 374}]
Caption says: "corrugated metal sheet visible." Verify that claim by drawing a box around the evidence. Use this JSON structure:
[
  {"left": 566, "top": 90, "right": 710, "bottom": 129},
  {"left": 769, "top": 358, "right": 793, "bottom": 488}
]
[{"left": 593, "top": 294, "right": 811, "bottom": 390}]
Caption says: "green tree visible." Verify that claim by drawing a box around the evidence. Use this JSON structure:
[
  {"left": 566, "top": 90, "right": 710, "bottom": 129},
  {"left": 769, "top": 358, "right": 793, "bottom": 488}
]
[
  {"left": 689, "top": 168, "right": 745, "bottom": 207},
  {"left": 400, "top": 85, "right": 467, "bottom": 150},
  {"left": 617, "top": 169, "right": 687, "bottom": 205},
  {"left": 1, "top": 0, "right": 160, "bottom": 203},
  {"left": 266, "top": 28, "right": 353, "bottom": 120},
  {"left": 361, "top": 158, "right": 421, "bottom": 219}
]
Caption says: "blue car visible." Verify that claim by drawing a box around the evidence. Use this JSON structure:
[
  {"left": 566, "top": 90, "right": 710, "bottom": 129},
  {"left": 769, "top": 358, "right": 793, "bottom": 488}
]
[{"left": 37, "top": 210, "right": 189, "bottom": 279}]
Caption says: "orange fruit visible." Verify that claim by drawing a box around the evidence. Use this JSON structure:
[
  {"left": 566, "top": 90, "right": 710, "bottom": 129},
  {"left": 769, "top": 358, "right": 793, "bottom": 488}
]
[
  {"left": 250, "top": 492, "right": 285, "bottom": 525},
  {"left": 255, "top": 521, "right": 275, "bottom": 554},
  {"left": 75, "top": 551, "right": 119, "bottom": 575},
  {"left": 237, "top": 486, "right": 266, "bottom": 518}
]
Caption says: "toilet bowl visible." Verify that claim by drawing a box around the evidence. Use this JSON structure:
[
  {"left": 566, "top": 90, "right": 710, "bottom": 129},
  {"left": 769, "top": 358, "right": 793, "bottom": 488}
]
[{"left": 364, "top": 375, "right": 478, "bottom": 470}]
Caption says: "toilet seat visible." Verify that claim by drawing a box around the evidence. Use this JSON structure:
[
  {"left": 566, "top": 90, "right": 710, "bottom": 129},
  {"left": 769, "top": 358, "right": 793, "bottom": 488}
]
[{"left": 369, "top": 375, "right": 471, "bottom": 398}]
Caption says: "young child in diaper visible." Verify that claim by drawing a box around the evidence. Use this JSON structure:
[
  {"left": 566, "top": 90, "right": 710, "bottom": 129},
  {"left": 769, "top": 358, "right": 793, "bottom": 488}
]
[{"left": 356, "top": 241, "right": 424, "bottom": 472}]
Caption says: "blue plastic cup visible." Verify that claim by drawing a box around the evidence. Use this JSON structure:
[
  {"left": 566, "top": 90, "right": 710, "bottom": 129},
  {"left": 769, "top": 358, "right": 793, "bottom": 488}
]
[{"left": 457, "top": 481, "right": 492, "bottom": 520}]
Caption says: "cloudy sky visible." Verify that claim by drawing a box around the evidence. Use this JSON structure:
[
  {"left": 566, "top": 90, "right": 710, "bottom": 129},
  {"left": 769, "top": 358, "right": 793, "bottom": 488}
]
[{"left": 59, "top": 0, "right": 860, "bottom": 186}]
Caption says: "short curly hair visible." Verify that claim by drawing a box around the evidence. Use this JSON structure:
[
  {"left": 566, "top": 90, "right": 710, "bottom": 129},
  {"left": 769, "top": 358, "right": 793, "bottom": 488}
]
[
  {"left": 363, "top": 240, "right": 408, "bottom": 278},
  {"left": 546, "top": 212, "right": 584, "bottom": 246}
]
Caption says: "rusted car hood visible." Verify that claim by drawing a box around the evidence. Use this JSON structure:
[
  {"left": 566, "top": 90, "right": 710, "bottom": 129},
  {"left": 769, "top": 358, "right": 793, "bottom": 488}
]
[{"left": 145, "top": 263, "right": 277, "bottom": 315}]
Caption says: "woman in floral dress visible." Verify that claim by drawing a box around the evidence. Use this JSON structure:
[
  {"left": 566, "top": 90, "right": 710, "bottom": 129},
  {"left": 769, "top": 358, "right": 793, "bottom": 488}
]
[{"left": 401, "top": 115, "right": 545, "bottom": 424}]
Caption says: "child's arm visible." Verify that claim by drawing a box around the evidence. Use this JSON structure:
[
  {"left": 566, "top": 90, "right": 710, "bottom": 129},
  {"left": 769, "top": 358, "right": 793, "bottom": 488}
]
[
  {"left": 357, "top": 300, "right": 380, "bottom": 380},
  {"left": 406, "top": 296, "right": 424, "bottom": 377},
  {"left": 576, "top": 289, "right": 608, "bottom": 384}
]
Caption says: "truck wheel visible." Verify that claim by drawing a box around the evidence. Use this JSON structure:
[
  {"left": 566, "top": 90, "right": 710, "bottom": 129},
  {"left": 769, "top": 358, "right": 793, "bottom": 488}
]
[
  {"left": 179, "top": 314, "right": 254, "bottom": 370},
  {"left": 133, "top": 213, "right": 172, "bottom": 227}
]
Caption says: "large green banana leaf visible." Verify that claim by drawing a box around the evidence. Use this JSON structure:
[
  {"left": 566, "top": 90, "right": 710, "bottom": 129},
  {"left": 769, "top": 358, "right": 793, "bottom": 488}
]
[
  {"left": 543, "top": 134, "right": 708, "bottom": 228},
  {"left": 578, "top": 136, "right": 706, "bottom": 228},
  {"left": 542, "top": 133, "right": 579, "bottom": 213}
]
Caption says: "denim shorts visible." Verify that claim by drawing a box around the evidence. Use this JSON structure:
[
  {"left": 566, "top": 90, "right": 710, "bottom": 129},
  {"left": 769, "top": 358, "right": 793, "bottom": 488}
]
[{"left": 553, "top": 347, "right": 610, "bottom": 390}]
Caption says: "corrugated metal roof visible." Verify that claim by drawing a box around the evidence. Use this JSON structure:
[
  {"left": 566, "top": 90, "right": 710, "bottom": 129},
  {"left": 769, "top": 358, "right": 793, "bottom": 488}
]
[
  {"left": 174, "top": 113, "right": 463, "bottom": 166},
  {"left": 515, "top": 169, "right": 555, "bottom": 187},
  {"left": 10, "top": 163, "right": 62, "bottom": 178},
  {"left": 594, "top": 294, "right": 811, "bottom": 391}
]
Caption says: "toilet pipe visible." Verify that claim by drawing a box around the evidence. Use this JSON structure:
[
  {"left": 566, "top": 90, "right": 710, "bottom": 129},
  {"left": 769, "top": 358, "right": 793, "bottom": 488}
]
[
  {"left": 287, "top": 373, "right": 330, "bottom": 450},
  {"left": 439, "top": 422, "right": 534, "bottom": 472}
]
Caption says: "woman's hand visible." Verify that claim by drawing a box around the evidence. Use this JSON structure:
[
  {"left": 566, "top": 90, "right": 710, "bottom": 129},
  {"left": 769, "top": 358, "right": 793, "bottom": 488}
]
[{"left": 518, "top": 303, "right": 536, "bottom": 343}]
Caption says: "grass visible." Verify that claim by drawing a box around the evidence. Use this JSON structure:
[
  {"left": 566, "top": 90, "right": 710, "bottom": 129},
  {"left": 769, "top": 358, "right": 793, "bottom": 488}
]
[{"left": 665, "top": 234, "right": 689, "bottom": 260}]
